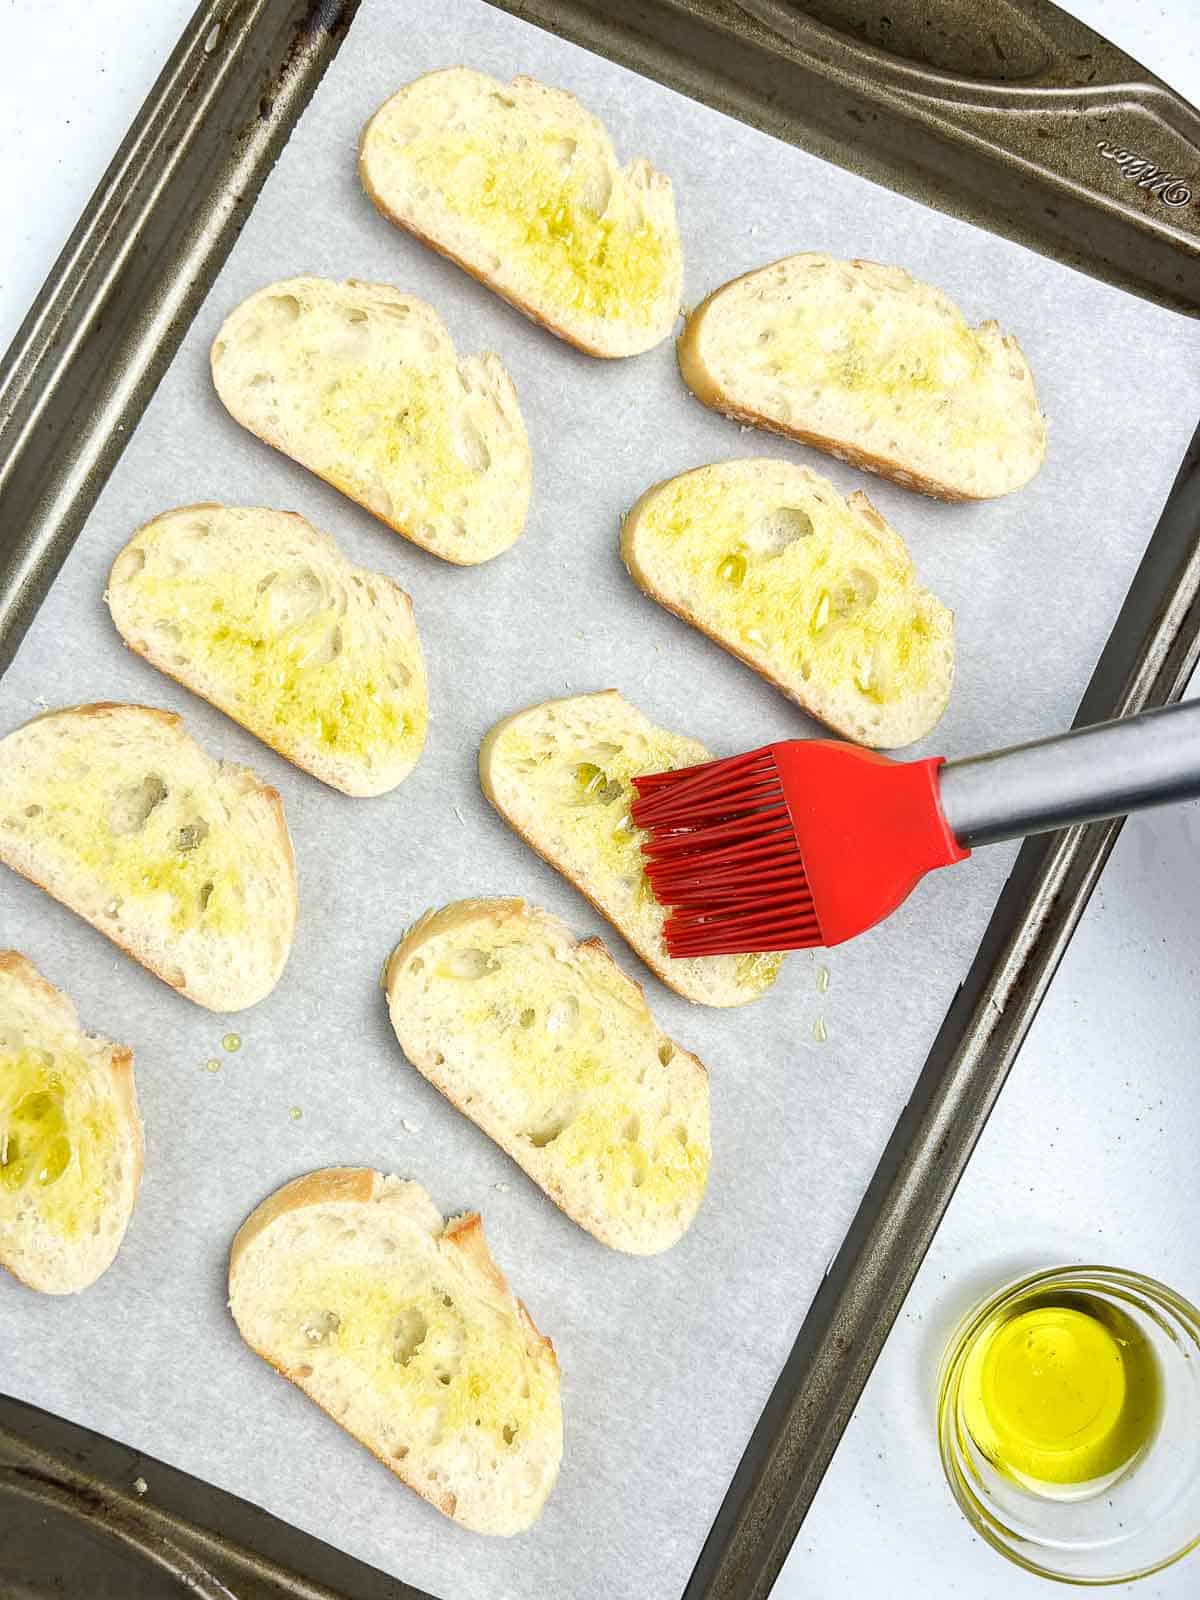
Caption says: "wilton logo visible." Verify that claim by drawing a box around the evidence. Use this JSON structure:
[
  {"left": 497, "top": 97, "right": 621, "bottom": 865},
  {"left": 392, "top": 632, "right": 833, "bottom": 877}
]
[{"left": 1096, "top": 140, "right": 1192, "bottom": 207}]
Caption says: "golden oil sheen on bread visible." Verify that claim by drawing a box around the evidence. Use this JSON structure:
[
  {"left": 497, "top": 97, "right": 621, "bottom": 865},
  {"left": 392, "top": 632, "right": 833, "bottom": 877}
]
[
  {"left": 387, "top": 899, "right": 711, "bottom": 1253},
  {"left": 211, "top": 278, "right": 531, "bottom": 563},
  {"left": 360, "top": 68, "right": 683, "bottom": 357},
  {"left": 679, "top": 255, "right": 1045, "bottom": 499},
  {"left": 621, "top": 458, "right": 954, "bottom": 747},
  {"left": 229, "top": 1170, "right": 562, "bottom": 1535},
  {"left": 108, "top": 505, "right": 428, "bottom": 796},
  {"left": 480, "top": 691, "right": 783, "bottom": 1006},
  {"left": 0, "top": 953, "right": 142, "bottom": 1294},
  {"left": 0, "top": 705, "right": 297, "bottom": 1011}
]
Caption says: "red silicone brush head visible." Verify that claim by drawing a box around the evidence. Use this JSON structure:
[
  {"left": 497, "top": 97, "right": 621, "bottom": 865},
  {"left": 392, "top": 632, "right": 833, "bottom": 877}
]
[{"left": 631, "top": 740, "right": 968, "bottom": 953}]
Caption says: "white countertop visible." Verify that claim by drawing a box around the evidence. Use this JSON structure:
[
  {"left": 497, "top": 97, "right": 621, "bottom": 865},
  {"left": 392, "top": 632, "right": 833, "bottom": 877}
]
[{"left": 2, "top": 4, "right": 1198, "bottom": 1597}]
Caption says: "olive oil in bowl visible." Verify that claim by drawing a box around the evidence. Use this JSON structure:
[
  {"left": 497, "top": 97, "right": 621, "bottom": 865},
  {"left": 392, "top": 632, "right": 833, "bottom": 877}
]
[
  {"left": 958, "top": 1293, "right": 1161, "bottom": 1498},
  {"left": 938, "top": 1266, "right": 1200, "bottom": 1584}
]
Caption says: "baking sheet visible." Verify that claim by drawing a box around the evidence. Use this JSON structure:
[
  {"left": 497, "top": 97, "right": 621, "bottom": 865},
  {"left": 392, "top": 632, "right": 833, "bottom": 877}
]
[{"left": 2, "top": 1, "right": 1200, "bottom": 1596}]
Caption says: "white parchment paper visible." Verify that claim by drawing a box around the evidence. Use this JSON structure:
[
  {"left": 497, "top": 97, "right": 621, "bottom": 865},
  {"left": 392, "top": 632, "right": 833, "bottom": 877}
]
[{"left": 3, "top": 2, "right": 1200, "bottom": 1595}]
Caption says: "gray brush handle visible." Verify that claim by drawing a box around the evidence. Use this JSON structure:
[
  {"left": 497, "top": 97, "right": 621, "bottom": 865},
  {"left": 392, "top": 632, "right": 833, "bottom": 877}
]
[{"left": 938, "top": 700, "right": 1200, "bottom": 848}]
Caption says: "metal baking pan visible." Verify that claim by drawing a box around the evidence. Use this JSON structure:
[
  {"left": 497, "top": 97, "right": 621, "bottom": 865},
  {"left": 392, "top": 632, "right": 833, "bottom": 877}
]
[{"left": 1, "top": 1, "right": 1198, "bottom": 1596}]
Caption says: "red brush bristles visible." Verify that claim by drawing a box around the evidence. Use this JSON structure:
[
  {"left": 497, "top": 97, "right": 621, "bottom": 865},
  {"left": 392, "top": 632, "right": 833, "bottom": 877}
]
[
  {"left": 632, "top": 740, "right": 968, "bottom": 954},
  {"left": 631, "top": 747, "right": 821, "bottom": 954}
]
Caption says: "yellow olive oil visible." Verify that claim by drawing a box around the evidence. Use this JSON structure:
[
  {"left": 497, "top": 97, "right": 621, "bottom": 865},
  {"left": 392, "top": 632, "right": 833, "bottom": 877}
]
[
  {"left": 0, "top": 1050, "right": 116, "bottom": 1239},
  {"left": 401, "top": 130, "right": 673, "bottom": 326},
  {"left": 958, "top": 1291, "right": 1162, "bottom": 1497},
  {"left": 634, "top": 470, "right": 942, "bottom": 713}
]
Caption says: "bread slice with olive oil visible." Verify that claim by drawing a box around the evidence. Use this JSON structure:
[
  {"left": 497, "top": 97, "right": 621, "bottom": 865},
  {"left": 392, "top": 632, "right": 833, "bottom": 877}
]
[
  {"left": 480, "top": 691, "right": 783, "bottom": 1006},
  {"left": 360, "top": 67, "right": 683, "bottom": 358},
  {"left": 0, "top": 952, "right": 143, "bottom": 1294},
  {"left": 108, "top": 505, "right": 428, "bottom": 797},
  {"left": 678, "top": 255, "right": 1046, "bottom": 500},
  {"left": 387, "top": 899, "right": 711, "bottom": 1254},
  {"left": 229, "top": 1168, "right": 562, "bottom": 1536},
  {"left": 211, "top": 278, "right": 531, "bottom": 563},
  {"left": 0, "top": 705, "right": 297, "bottom": 1012},
  {"left": 622, "top": 459, "right": 953, "bottom": 747}
]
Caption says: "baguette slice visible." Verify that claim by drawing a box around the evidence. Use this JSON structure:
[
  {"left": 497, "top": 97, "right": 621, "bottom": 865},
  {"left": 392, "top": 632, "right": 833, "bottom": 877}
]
[
  {"left": 211, "top": 278, "right": 530, "bottom": 564},
  {"left": 679, "top": 255, "right": 1046, "bottom": 500},
  {"left": 387, "top": 899, "right": 711, "bottom": 1254},
  {"left": 107, "top": 505, "right": 428, "bottom": 797},
  {"left": 0, "top": 952, "right": 143, "bottom": 1294},
  {"left": 621, "top": 459, "right": 953, "bottom": 747},
  {"left": 229, "top": 1168, "right": 562, "bottom": 1536},
  {"left": 480, "top": 691, "right": 782, "bottom": 1007},
  {"left": 0, "top": 705, "right": 297, "bottom": 1012},
  {"left": 360, "top": 68, "right": 683, "bottom": 359}
]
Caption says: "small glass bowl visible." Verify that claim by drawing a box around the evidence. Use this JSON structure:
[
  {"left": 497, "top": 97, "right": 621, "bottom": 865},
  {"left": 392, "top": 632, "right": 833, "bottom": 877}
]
[{"left": 937, "top": 1265, "right": 1200, "bottom": 1585}]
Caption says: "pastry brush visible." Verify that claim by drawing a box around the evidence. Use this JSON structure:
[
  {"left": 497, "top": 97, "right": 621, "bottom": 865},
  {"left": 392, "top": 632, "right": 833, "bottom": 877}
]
[{"left": 630, "top": 701, "right": 1200, "bottom": 953}]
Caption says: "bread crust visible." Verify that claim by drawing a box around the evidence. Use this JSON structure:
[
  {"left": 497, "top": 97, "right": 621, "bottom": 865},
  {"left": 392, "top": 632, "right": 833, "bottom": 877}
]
[
  {"left": 0, "top": 949, "right": 76, "bottom": 1027},
  {"left": 441, "top": 1210, "right": 557, "bottom": 1366},
  {"left": 0, "top": 704, "right": 297, "bottom": 1011},
  {"left": 229, "top": 1167, "right": 380, "bottom": 1273},
  {"left": 678, "top": 255, "right": 1044, "bottom": 501},
  {"left": 0, "top": 951, "right": 143, "bottom": 1294}
]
